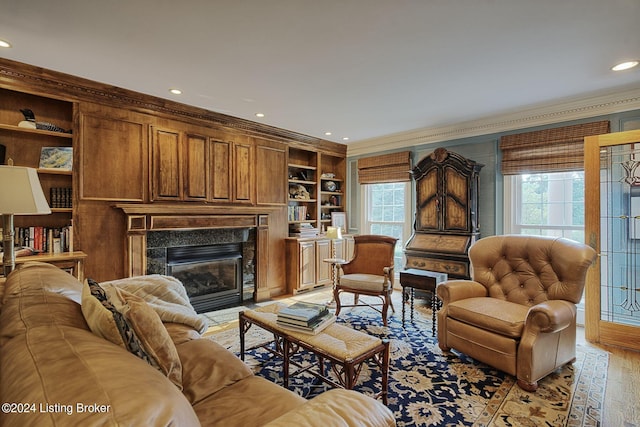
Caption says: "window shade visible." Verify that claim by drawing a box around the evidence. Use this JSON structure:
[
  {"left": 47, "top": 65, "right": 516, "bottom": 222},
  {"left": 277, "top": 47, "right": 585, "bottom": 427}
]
[
  {"left": 500, "top": 120, "right": 610, "bottom": 175},
  {"left": 357, "top": 151, "right": 412, "bottom": 184}
]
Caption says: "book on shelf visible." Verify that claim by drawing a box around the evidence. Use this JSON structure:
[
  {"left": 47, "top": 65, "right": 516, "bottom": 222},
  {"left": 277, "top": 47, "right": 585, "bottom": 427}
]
[
  {"left": 277, "top": 301, "right": 329, "bottom": 323},
  {"left": 276, "top": 312, "right": 336, "bottom": 335}
]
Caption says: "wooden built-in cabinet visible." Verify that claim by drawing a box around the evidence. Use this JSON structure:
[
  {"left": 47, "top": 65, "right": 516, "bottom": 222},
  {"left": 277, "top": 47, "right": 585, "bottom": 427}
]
[
  {"left": 287, "top": 146, "right": 346, "bottom": 235},
  {"left": 151, "top": 126, "right": 255, "bottom": 204},
  {"left": 285, "top": 235, "right": 354, "bottom": 294},
  {"left": 0, "top": 58, "right": 345, "bottom": 298}
]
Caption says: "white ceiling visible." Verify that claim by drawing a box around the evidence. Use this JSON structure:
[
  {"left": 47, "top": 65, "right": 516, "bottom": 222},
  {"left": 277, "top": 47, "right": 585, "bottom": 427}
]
[{"left": 1, "top": 0, "right": 639, "bottom": 148}]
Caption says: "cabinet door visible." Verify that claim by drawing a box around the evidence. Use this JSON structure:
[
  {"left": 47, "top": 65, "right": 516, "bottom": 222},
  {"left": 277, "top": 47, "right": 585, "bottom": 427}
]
[
  {"left": 443, "top": 165, "right": 470, "bottom": 231},
  {"left": 299, "top": 241, "right": 317, "bottom": 288},
  {"left": 80, "top": 113, "right": 146, "bottom": 201},
  {"left": 184, "top": 133, "right": 208, "bottom": 201},
  {"left": 316, "top": 239, "right": 332, "bottom": 284},
  {"left": 210, "top": 140, "right": 231, "bottom": 201},
  {"left": 233, "top": 140, "right": 253, "bottom": 203},
  {"left": 151, "top": 127, "right": 182, "bottom": 200},
  {"left": 416, "top": 167, "right": 441, "bottom": 231}
]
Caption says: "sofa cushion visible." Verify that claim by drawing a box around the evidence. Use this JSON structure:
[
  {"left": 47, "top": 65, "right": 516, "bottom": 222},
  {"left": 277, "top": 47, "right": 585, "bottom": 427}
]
[
  {"left": 82, "top": 279, "right": 182, "bottom": 389},
  {"left": 0, "top": 325, "right": 200, "bottom": 427},
  {"left": 0, "top": 263, "right": 89, "bottom": 345},
  {"left": 177, "top": 337, "right": 253, "bottom": 405},
  {"left": 447, "top": 297, "right": 529, "bottom": 338}
]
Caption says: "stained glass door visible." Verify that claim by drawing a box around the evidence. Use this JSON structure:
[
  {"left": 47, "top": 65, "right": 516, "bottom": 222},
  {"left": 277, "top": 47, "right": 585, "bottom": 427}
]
[{"left": 585, "top": 129, "right": 640, "bottom": 351}]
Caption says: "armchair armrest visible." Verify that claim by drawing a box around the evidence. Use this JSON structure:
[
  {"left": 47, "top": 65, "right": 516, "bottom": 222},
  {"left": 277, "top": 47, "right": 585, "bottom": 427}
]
[
  {"left": 436, "top": 280, "right": 487, "bottom": 304},
  {"left": 264, "top": 389, "right": 395, "bottom": 427},
  {"left": 524, "top": 300, "right": 576, "bottom": 333}
]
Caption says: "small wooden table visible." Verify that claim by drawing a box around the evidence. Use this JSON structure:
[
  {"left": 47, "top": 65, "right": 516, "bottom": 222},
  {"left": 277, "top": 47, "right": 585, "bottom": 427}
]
[
  {"left": 13, "top": 251, "right": 87, "bottom": 281},
  {"left": 240, "top": 303, "right": 390, "bottom": 404},
  {"left": 399, "top": 268, "right": 448, "bottom": 336}
]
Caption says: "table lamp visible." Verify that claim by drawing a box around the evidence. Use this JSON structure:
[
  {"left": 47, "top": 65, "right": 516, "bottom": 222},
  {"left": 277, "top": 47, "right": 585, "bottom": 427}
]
[{"left": 0, "top": 166, "right": 51, "bottom": 276}]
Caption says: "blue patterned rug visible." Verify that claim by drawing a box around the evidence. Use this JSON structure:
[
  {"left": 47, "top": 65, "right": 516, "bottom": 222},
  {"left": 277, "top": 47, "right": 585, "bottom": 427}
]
[{"left": 208, "top": 298, "right": 608, "bottom": 426}]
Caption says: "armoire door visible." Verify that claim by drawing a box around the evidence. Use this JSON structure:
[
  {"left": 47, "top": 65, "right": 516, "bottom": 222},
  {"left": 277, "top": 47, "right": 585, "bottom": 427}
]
[{"left": 584, "top": 128, "right": 640, "bottom": 351}]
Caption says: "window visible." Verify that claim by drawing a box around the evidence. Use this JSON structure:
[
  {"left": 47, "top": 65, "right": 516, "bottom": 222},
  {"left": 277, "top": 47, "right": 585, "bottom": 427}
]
[
  {"left": 362, "top": 182, "right": 412, "bottom": 268},
  {"left": 505, "top": 171, "right": 585, "bottom": 241}
]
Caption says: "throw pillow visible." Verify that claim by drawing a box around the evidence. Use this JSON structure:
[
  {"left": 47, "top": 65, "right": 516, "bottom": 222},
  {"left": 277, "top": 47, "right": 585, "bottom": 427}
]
[{"left": 81, "top": 278, "right": 183, "bottom": 389}]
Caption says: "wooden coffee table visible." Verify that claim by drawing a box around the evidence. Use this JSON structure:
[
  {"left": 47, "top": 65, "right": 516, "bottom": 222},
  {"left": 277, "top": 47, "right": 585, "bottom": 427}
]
[{"left": 239, "top": 303, "right": 390, "bottom": 404}]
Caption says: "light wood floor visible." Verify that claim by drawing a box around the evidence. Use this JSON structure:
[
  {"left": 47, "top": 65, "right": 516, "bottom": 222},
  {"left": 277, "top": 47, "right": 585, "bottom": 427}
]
[{"left": 580, "top": 328, "right": 640, "bottom": 427}]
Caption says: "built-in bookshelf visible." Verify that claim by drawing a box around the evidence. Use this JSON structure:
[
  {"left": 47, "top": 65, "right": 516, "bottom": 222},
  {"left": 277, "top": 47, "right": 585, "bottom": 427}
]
[{"left": 0, "top": 87, "right": 76, "bottom": 237}]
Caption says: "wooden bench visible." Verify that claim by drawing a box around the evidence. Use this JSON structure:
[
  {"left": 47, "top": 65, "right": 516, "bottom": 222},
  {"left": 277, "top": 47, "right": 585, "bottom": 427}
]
[{"left": 239, "top": 303, "right": 390, "bottom": 404}]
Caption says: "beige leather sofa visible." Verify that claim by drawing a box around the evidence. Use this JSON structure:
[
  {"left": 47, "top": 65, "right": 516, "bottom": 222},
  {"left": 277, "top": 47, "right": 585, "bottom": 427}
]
[
  {"left": 437, "top": 235, "right": 596, "bottom": 391},
  {"left": 0, "top": 262, "right": 395, "bottom": 426}
]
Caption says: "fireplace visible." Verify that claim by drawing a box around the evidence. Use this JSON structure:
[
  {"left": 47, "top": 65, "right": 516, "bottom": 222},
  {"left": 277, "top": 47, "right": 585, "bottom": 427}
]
[
  {"left": 167, "top": 243, "right": 242, "bottom": 313},
  {"left": 145, "top": 227, "right": 255, "bottom": 313}
]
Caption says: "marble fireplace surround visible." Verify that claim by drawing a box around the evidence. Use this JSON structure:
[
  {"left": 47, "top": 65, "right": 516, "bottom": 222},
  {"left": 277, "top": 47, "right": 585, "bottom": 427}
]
[{"left": 115, "top": 204, "right": 275, "bottom": 302}]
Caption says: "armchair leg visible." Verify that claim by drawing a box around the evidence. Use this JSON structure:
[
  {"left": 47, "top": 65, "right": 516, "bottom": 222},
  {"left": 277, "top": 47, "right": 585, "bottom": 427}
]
[{"left": 517, "top": 379, "right": 538, "bottom": 392}]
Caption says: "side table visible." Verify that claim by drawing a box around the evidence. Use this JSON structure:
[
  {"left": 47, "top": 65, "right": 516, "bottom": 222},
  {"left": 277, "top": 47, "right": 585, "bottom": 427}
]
[
  {"left": 323, "top": 257, "right": 347, "bottom": 306},
  {"left": 399, "top": 268, "right": 448, "bottom": 336}
]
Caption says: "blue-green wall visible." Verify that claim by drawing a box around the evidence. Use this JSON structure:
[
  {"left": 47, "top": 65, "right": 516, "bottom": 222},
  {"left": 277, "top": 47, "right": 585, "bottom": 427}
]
[{"left": 347, "top": 109, "right": 640, "bottom": 237}]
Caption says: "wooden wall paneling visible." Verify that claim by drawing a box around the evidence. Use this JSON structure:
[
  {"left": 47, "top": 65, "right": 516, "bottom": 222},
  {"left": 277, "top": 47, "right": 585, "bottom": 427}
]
[
  {"left": 75, "top": 200, "right": 127, "bottom": 281},
  {"left": 151, "top": 127, "right": 182, "bottom": 200},
  {"left": 233, "top": 137, "right": 254, "bottom": 203},
  {"left": 210, "top": 140, "right": 232, "bottom": 201},
  {"left": 255, "top": 138, "right": 288, "bottom": 205},
  {"left": 184, "top": 133, "right": 208, "bottom": 200},
  {"left": 79, "top": 110, "right": 146, "bottom": 201}
]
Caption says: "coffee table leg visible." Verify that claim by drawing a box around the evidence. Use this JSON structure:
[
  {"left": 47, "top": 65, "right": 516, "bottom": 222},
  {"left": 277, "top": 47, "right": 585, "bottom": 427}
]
[
  {"left": 239, "top": 313, "right": 246, "bottom": 361},
  {"left": 283, "top": 338, "right": 290, "bottom": 388}
]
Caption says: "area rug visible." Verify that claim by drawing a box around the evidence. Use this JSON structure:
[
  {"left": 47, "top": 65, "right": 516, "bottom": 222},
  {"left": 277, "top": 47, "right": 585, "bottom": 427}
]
[{"left": 207, "top": 298, "right": 608, "bottom": 427}]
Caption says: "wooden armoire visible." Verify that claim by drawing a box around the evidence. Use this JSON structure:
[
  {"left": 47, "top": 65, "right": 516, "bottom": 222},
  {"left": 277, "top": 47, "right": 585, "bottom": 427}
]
[{"left": 404, "top": 147, "right": 483, "bottom": 279}]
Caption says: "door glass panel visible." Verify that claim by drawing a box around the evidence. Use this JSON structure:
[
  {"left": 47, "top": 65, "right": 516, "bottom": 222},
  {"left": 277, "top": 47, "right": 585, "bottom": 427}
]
[{"left": 600, "top": 143, "right": 640, "bottom": 326}]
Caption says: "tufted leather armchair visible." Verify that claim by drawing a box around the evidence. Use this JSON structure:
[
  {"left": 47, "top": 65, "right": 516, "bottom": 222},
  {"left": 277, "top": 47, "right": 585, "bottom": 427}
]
[{"left": 436, "top": 234, "right": 596, "bottom": 391}]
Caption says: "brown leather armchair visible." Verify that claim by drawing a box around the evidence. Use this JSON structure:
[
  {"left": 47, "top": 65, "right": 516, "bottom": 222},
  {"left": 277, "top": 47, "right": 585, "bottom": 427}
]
[
  {"left": 334, "top": 235, "right": 398, "bottom": 326},
  {"left": 436, "top": 234, "right": 596, "bottom": 391}
]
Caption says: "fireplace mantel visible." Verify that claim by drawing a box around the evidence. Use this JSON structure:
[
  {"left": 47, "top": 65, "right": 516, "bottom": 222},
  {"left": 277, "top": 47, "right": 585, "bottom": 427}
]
[{"left": 115, "top": 203, "right": 275, "bottom": 302}]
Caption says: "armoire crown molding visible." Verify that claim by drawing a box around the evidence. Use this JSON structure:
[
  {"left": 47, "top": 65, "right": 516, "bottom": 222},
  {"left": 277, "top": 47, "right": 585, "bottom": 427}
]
[{"left": 347, "top": 85, "right": 640, "bottom": 157}]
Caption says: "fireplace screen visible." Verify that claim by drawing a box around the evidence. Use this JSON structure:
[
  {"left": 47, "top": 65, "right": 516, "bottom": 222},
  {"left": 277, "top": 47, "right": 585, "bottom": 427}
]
[{"left": 167, "top": 243, "right": 242, "bottom": 313}]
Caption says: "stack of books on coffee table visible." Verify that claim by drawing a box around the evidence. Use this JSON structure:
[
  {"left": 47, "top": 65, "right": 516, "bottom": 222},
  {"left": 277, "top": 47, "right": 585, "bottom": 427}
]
[{"left": 276, "top": 301, "right": 335, "bottom": 335}]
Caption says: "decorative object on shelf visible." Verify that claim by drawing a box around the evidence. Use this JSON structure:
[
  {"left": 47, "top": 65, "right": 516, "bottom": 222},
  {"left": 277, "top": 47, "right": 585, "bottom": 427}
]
[
  {"left": 39, "top": 147, "right": 73, "bottom": 171},
  {"left": 297, "top": 170, "right": 308, "bottom": 181},
  {"left": 321, "top": 172, "right": 335, "bottom": 179},
  {"left": 323, "top": 180, "right": 337, "bottom": 192},
  {"left": 329, "top": 195, "right": 339, "bottom": 206},
  {"left": 288, "top": 183, "right": 310, "bottom": 199},
  {"left": 0, "top": 166, "right": 51, "bottom": 275},
  {"left": 331, "top": 211, "right": 347, "bottom": 233},
  {"left": 19, "top": 109, "right": 71, "bottom": 133}
]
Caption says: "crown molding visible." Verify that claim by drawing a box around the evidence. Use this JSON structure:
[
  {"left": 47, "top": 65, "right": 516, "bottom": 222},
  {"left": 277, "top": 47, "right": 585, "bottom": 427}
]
[{"left": 347, "top": 85, "right": 640, "bottom": 157}]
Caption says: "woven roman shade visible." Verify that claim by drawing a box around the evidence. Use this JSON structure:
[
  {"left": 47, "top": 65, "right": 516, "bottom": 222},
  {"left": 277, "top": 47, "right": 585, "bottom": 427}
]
[
  {"left": 500, "top": 121, "right": 610, "bottom": 175},
  {"left": 357, "top": 151, "right": 412, "bottom": 184}
]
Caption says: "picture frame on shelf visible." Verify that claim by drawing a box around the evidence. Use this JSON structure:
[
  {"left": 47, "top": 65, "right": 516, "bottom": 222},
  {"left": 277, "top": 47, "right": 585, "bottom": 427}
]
[
  {"left": 331, "top": 212, "right": 347, "bottom": 233},
  {"left": 39, "top": 147, "right": 73, "bottom": 171}
]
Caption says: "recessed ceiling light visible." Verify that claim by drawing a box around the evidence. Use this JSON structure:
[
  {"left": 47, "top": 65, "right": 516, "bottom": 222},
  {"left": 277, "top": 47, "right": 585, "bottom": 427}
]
[
  {"left": 0, "top": 39, "right": 11, "bottom": 48},
  {"left": 342, "top": 137, "right": 350, "bottom": 141},
  {"left": 324, "top": 132, "right": 332, "bottom": 136},
  {"left": 255, "top": 113, "right": 265, "bottom": 118},
  {"left": 611, "top": 60, "right": 639, "bottom": 71},
  {"left": 169, "top": 88, "right": 182, "bottom": 95}
]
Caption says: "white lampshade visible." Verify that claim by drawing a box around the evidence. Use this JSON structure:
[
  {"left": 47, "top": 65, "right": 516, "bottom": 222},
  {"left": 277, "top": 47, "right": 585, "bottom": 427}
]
[{"left": 0, "top": 166, "right": 51, "bottom": 215}]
